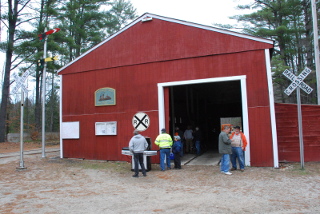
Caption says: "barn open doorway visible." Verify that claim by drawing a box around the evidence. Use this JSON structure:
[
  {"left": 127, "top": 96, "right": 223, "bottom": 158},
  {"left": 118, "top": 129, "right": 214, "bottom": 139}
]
[{"left": 168, "top": 80, "right": 243, "bottom": 153}]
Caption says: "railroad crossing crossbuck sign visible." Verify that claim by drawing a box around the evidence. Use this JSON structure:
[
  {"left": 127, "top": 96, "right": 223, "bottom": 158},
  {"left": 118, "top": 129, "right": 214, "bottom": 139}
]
[
  {"left": 12, "top": 71, "right": 29, "bottom": 94},
  {"left": 132, "top": 112, "right": 150, "bottom": 131},
  {"left": 282, "top": 67, "right": 313, "bottom": 96}
]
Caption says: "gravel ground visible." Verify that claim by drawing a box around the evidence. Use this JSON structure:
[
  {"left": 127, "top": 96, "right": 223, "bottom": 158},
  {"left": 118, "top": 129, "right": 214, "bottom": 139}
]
[{"left": 0, "top": 149, "right": 320, "bottom": 214}]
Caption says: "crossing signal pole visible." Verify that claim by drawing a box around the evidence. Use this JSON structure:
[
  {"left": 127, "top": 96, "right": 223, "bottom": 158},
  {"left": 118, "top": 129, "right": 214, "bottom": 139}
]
[
  {"left": 38, "top": 28, "right": 60, "bottom": 158},
  {"left": 41, "top": 28, "right": 48, "bottom": 158}
]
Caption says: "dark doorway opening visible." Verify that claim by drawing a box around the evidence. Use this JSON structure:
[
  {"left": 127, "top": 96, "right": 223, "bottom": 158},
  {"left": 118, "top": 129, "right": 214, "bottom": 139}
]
[{"left": 169, "top": 80, "right": 243, "bottom": 152}]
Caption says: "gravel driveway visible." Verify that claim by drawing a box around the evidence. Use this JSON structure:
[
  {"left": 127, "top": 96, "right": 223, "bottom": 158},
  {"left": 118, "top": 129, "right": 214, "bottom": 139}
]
[{"left": 0, "top": 150, "right": 319, "bottom": 214}]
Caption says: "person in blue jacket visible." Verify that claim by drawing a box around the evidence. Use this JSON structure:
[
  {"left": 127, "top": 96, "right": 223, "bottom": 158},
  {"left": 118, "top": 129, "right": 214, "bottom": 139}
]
[{"left": 172, "top": 135, "right": 182, "bottom": 169}]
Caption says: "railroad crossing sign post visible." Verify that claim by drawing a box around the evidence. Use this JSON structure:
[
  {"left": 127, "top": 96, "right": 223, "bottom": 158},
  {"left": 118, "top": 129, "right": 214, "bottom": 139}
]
[
  {"left": 282, "top": 67, "right": 313, "bottom": 169},
  {"left": 12, "top": 71, "right": 29, "bottom": 170},
  {"left": 132, "top": 112, "right": 150, "bottom": 131}
]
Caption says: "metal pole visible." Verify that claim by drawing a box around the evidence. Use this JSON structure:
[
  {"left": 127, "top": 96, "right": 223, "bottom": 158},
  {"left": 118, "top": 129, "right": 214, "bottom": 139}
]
[
  {"left": 17, "top": 90, "right": 26, "bottom": 169},
  {"left": 41, "top": 28, "right": 47, "bottom": 158},
  {"left": 311, "top": 0, "right": 320, "bottom": 104},
  {"left": 296, "top": 88, "right": 304, "bottom": 169}
]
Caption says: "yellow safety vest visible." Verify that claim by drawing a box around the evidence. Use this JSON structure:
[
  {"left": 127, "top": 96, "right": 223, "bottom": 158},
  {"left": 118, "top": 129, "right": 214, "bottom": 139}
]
[{"left": 155, "top": 133, "right": 173, "bottom": 149}]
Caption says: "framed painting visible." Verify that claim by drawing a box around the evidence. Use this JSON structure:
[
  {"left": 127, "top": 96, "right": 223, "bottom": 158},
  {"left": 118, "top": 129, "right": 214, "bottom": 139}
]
[{"left": 95, "top": 87, "right": 116, "bottom": 106}]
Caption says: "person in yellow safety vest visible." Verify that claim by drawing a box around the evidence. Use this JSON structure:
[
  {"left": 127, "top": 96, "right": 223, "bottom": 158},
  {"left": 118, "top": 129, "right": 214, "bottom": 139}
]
[{"left": 155, "top": 128, "right": 173, "bottom": 171}]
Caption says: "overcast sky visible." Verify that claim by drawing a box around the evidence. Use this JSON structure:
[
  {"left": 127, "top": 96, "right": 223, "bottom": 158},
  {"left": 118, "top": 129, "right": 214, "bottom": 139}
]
[
  {"left": 1, "top": 0, "right": 256, "bottom": 98},
  {"left": 129, "top": 0, "right": 254, "bottom": 26}
]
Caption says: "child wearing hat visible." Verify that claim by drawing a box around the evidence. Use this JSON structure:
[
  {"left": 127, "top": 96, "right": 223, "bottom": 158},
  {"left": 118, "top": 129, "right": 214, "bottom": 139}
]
[{"left": 172, "top": 135, "right": 182, "bottom": 169}]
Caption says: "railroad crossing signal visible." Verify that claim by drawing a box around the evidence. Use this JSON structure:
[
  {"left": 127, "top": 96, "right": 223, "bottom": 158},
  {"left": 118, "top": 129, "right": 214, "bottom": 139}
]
[
  {"left": 44, "top": 56, "right": 58, "bottom": 62},
  {"left": 38, "top": 56, "right": 58, "bottom": 69},
  {"left": 38, "top": 28, "right": 61, "bottom": 41},
  {"left": 132, "top": 112, "right": 150, "bottom": 131},
  {"left": 12, "top": 71, "right": 29, "bottom": 94},
  {"left": 282, "top": 67, "right": 314, "bottom": 170},
  {"left": 282, "top": 67, "right": 313, "bottom": 96},
  {"left": 38, "top": 59, "right": 45, "bottom": 69}
]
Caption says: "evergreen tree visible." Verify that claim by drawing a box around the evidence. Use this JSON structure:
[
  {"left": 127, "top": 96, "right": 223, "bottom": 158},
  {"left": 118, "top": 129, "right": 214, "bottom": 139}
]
[
  {"left": 0, "top": 0, "right": 137, "bottom": 142},
  {"left": 0, "top": 0, "right": 34, "bottom": 142},
  {"left": 230, "top": 0, "right": 318, "bottom": 104}
]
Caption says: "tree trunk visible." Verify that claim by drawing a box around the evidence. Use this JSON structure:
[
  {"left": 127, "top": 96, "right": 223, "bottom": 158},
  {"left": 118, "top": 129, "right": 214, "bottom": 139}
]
[{"left": 0, "top": 0, "right": 18, "bottom": 142}]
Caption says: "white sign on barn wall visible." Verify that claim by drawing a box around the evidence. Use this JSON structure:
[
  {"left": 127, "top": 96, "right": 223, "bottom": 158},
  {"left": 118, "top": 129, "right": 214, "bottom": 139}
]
[
  {"left": 61, "top": 121, "right": 80, "bottom": 139},
  {"left": 95, "top": 122, "right": 117, "bottom": 135}
]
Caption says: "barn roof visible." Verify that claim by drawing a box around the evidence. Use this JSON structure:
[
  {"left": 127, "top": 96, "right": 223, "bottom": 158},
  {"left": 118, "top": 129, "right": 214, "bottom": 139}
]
[{"left": 58, "top": 13, "right": 274, "bottom": 75}]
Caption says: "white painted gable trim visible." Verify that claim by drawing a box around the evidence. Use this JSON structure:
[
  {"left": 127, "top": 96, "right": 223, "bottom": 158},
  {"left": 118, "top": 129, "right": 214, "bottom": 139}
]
[
  {"left": 147, "top": 13, "right": 274, "bottom": 44},
  {"left": 157, "top": 75, "right": 251, "bottom": 166},
  {"left": 57, "top": 13, "right": 273, "bottom": 74}
]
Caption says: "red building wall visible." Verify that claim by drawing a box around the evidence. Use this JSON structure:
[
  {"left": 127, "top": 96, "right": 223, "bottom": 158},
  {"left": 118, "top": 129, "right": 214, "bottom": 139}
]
[
  {"left": 59, "top": 15, "right": 274, "bottom": 166},
  {"left": 275, "top": 103, "right": 320, "bottom": 162}
]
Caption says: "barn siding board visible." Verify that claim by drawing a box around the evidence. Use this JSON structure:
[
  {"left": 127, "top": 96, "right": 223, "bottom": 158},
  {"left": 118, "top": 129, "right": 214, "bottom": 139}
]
[
  {"left": 248, "top": 107, "right": 273, "bottom": 166},
  {"left": 275, "top": 103, "right": 320, "bottom": 162},
  {"left": 59, "top": 14, "right": 276, "bottom": 166}
]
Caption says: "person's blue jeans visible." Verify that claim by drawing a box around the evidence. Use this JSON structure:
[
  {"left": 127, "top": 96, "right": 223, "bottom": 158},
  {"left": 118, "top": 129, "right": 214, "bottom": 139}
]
[
  {"left": 195, "top": 140, "right": 201, "bottom": 155},
  {"left": 220, "top": 154, "right": 230, "bottom": 173},
  {"left": 160, "top": 148, "right": 171, "bottom": 170},
  {"left": 133, "top": 153, "right": 146, "bottom": 175},
  {"left": 231, "top": 147, "right": 245, "bottom": 170}
]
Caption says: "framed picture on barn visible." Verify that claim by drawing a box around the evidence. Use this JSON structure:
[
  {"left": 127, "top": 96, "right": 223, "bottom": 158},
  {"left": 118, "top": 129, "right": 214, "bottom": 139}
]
[{"left": 95, "top": 87, "right": 116, "bottom": 106}]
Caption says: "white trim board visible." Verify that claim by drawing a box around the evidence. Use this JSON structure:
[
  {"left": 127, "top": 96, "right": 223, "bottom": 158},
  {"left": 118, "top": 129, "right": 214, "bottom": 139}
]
[
  {"left": 157, "top": 75, "right": 251, "bottom": 166},
  {"left": 265, "top": 49, "right": 279, "bottom": 168}
]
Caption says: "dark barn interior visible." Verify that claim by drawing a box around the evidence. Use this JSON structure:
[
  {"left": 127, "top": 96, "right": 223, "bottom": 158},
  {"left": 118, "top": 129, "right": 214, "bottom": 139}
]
[{"left": 169, "top": 80, "right": 242, "bottom": 151}]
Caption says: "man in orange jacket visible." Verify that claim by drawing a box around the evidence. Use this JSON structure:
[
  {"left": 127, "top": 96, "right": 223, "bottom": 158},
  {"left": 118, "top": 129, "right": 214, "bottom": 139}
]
[{"left": 230, "top": 126, "right": 248, "bottom": 172}]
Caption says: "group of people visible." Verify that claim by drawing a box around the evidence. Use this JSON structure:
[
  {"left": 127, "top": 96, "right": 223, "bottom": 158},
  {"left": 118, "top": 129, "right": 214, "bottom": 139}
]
[
  {"left": 128, "top": 128, "right": 182, "bottom": 177},
  {"left": 219, "top": 125, "right": 248, "bottom": 175},
  {"left": 175, "top": 126, "right": 202, "bottom": 156},
  {"left": 128, "top": 124, "right": 247, "bottom": 177}
]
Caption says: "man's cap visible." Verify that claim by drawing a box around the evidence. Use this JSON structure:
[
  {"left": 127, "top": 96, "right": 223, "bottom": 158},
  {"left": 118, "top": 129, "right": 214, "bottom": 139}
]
[
  {"left": 233, "top": 126, "right": 241, "bottom": 129},
  {"left": 174, "top": 135, "right": 181, "bottom": 140},
  {"left": 161, "top": 128, "right": 166, "bottom": 133}
]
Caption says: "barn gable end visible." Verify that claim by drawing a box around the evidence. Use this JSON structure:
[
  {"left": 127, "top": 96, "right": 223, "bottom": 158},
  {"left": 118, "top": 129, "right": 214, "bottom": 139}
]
[{"left": 58, "top": 13, "right": 273, "bottom": 75}]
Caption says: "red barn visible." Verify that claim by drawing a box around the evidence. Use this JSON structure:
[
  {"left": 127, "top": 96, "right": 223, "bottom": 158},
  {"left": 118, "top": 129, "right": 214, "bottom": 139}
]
[{"left": 58, "top": 13, "right": 278, "bottom": 167}]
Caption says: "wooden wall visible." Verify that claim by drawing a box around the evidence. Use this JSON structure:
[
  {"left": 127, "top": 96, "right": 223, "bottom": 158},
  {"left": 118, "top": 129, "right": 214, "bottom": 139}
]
[
  {"left": 60, "top": 17, "right": 275, "bottom": 166},
  {"left": 275, "top": 103, "right": 320, "bottom": 162}
]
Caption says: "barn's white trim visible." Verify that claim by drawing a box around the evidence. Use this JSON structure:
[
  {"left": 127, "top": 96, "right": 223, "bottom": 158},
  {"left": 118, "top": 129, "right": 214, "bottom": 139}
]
[
  {"left": 265, "top": 49, "right": 279, "bottom": 168},
  {"left": 157, "top": 75, "right": 251, "bottom": 166},
  {"left": 59, "top": 75, "right": 63, "bottom": 158}
]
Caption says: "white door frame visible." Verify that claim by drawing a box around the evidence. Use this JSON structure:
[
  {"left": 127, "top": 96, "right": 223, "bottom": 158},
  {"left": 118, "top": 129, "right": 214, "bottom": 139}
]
[{"left": 157, "top": 75, "right": 251, "bottom": 166}]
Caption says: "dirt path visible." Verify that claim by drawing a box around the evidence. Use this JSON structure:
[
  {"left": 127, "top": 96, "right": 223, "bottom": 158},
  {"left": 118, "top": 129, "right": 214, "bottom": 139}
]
[{"left": 0, "top": 144, "right": 320, "bottom": 213}]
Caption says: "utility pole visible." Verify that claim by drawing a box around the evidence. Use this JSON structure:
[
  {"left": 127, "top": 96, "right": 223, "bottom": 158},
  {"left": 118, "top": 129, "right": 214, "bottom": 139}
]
[
  {"left": 311, "top": 0, "right": 320, "bottom": 104},
  {"left": 38, "top": 28, "right": 60, "bottom": 158},
  {"left": 41, "top": 28, "right": 47, "bottom": 158}
]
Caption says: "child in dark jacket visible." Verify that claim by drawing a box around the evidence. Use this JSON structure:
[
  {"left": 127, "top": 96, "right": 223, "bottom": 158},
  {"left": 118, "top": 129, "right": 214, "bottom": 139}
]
[{"left": 172, "top": 135, "right": 182, "bottom": 169}]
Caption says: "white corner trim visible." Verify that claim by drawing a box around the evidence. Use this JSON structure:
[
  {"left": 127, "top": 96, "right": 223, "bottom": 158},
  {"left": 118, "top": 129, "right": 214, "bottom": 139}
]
[
  {"left": 240, "top": 77, "right": 250, "bottom": 166},
  {"left": 59, "top": 75, "right": 63, "bottom": 158},
  {"left": 265, "top": 49, "right": 279, "bottom": 168}
]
